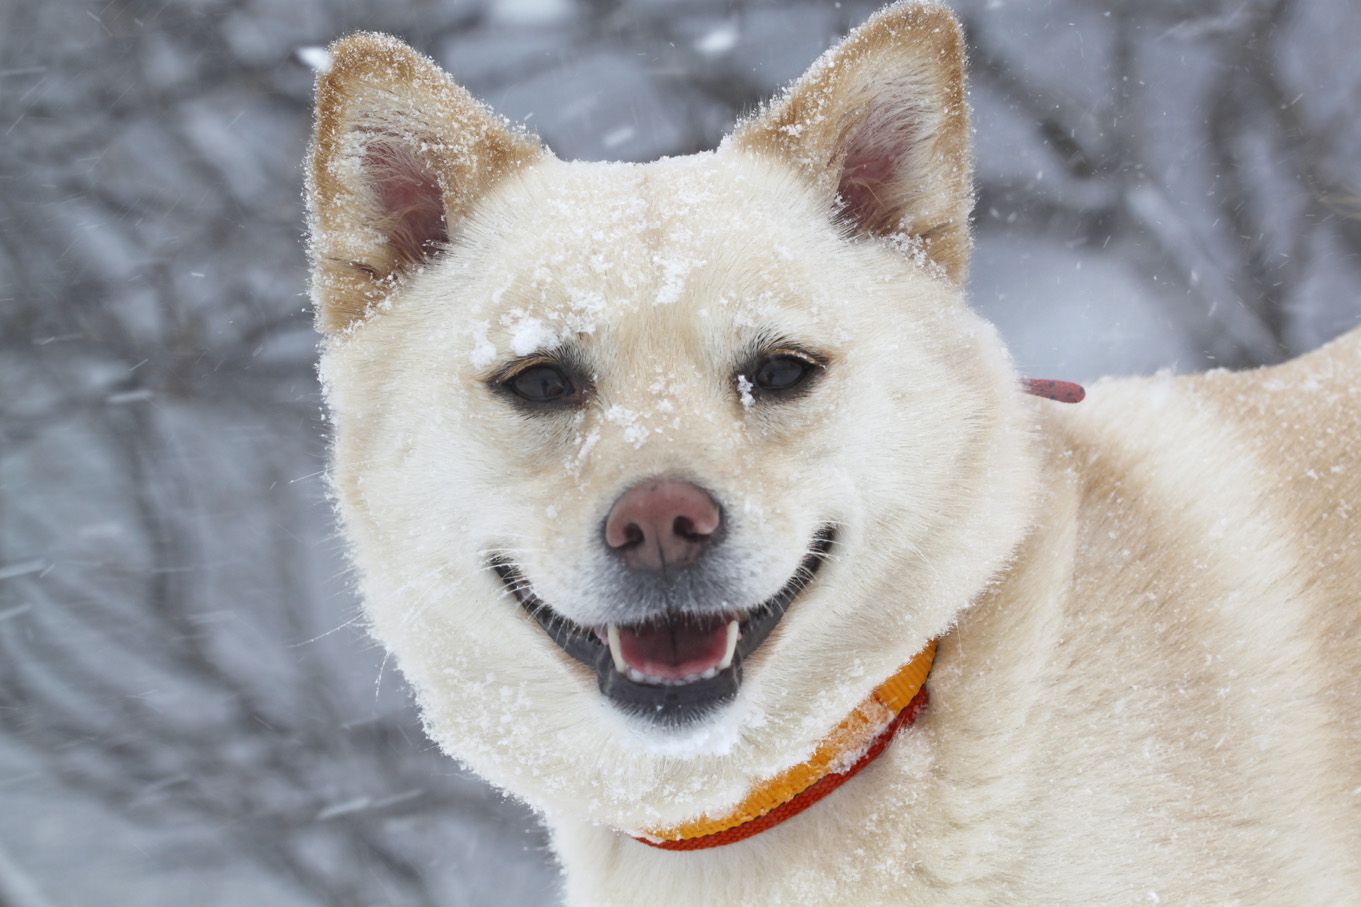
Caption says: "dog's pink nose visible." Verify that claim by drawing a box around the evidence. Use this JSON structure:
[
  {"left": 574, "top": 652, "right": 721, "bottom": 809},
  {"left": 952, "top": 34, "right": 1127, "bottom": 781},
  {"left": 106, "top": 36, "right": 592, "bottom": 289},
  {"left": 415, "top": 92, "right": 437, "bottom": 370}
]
[{"left": 605, "top": 480, "right": 721, "bottom": 571}]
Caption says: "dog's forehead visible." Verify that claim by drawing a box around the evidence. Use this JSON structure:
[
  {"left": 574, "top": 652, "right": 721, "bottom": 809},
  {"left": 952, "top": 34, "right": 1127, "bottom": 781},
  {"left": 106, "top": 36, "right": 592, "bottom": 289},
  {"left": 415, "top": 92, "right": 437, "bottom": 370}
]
[
  {"left": 518, "top": 153, "right": 801, "bottom": 251},
  {"left": 464, "top": 153, "right": 839, "bottom": 351}
]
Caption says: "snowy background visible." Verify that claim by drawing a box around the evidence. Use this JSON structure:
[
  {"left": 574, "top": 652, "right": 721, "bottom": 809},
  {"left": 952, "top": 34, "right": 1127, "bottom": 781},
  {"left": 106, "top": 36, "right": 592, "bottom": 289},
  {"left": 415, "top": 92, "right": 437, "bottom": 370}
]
[{"left": 2, "top": 0, "right": 1359, "bottom": 903}]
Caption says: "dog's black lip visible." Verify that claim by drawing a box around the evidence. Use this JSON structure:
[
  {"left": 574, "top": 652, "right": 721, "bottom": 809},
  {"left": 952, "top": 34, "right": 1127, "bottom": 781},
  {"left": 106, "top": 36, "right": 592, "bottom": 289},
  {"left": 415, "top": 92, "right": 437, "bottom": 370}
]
[{"left": 488, "top": 526, "right": 837, "bottom": 724}]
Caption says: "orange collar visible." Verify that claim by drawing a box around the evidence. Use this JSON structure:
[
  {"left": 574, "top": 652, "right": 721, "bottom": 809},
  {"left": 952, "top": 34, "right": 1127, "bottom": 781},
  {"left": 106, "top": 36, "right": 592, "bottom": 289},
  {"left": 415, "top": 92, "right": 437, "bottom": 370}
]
[{"left": 634, "top": 639, "right": 938, "bottom": 851}]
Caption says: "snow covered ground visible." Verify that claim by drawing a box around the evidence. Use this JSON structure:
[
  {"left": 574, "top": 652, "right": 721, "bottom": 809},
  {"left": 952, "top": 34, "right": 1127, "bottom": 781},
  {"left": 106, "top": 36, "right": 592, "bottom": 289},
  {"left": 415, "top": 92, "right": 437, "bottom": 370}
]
[{"left": 1, "top": 0, "right": 1358, "bottom": 903}]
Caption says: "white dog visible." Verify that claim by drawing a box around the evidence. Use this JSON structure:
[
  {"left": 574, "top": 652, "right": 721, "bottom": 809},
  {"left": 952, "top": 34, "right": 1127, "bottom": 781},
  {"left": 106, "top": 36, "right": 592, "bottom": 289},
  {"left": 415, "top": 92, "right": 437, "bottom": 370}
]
[{"left": 305, "top": 3, "right": 1361, "bottom": 902}]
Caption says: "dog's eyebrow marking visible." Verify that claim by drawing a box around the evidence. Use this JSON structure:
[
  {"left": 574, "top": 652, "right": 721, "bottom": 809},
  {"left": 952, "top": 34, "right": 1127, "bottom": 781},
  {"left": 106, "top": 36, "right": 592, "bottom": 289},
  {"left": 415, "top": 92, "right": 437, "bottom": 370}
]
[
  {"left": 484, "top": 341, "right": 590, "bottom": 385},
  {"left": 486, "top": 352, "right": 557, "bottom": 385},
  {"left": 737, "top": 330, "right": 831, "bottom": 369}
]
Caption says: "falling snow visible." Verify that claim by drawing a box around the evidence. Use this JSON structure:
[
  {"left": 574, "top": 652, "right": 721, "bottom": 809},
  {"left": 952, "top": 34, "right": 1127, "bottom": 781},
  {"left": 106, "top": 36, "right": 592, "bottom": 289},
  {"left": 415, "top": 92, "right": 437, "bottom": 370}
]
[{"left": 694, "top": 23, "right": 739, "bottom": 56}]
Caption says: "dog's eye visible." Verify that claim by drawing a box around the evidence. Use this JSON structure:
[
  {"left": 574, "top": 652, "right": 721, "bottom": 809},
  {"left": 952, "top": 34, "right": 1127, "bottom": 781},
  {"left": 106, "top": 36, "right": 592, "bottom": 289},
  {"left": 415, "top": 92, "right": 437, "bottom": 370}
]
[
  {"left": 506, "top": 364, "right": 576, "bottom": 404},
  {"left": 754, "top": 354, "right": 817, "bottom": 392}
]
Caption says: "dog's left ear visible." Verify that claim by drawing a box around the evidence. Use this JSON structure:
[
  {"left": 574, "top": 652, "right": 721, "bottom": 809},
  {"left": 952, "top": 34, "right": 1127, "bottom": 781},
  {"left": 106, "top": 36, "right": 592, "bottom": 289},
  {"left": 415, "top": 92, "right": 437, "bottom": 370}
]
[
  {"left": 730, "top": 3, "right": 971, "bottom": 280},
  {"left": 306, "top": 33, "right": 544, "bottom": 333}
]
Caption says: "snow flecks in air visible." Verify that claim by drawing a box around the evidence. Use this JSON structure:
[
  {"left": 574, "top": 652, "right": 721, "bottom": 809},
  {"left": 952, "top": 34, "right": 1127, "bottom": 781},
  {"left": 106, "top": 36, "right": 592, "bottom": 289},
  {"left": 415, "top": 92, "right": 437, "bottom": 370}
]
[
  {"left": 601, "top": 125, "right": 636, "bottom": 149},
  {"left": 487, "top": 0, "right": 575, "bottom": 26},
  {"left": 694, "top": 23, "right": 739, "bottom": 56}
]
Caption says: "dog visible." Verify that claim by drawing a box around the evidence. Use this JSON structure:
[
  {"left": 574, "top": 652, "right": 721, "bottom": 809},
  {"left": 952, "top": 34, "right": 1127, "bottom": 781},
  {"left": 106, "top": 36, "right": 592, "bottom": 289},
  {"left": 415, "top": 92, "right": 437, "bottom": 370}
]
[{"left": 304, "top": 3, "right": 1361, "bottom": 902}]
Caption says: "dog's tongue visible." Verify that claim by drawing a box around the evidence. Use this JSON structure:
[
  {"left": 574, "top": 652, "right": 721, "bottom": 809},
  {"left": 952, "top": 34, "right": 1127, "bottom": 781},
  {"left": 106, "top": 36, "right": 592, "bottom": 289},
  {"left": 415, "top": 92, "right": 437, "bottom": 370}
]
[{"left": 614, "top": 617, "right": 734, "bottom": 681}]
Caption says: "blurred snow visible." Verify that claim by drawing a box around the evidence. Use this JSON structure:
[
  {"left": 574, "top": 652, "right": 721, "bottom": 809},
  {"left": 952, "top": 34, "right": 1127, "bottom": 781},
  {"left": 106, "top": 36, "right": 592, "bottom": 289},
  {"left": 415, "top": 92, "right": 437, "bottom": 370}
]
[
  {"left": 694, "top": 22, "right": 740, "bottom": 56},
  {"left": 490, "top": 0, "right": 577, "bottom": 26},
  {"left": 1, "top": 0, "right": 1358, "bottom": 904},
  {"left": 295, "top": 46, "right": 334, "bottom": 74}
]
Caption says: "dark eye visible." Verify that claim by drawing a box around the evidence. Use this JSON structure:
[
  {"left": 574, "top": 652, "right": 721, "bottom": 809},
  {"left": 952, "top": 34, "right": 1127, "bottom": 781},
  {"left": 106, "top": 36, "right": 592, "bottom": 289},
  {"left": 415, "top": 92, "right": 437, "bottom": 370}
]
[
  {"left": 506, "top": 364, "right": 576, "bottom": 404},
  {"left": 754, "top": 354, "right": 817, "bottom": 392}
]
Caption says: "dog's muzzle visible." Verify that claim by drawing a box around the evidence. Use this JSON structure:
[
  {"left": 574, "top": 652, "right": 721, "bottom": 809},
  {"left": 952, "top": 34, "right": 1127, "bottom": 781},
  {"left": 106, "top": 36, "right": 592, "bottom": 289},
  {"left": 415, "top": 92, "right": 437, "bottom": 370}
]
[{"left": 489, "top": 526, "right": 836, "bottom": 725}]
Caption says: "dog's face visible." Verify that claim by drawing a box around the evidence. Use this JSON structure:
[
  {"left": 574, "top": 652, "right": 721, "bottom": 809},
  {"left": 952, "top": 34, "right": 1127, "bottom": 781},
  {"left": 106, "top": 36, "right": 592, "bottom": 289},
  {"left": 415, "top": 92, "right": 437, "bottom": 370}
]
[{"left": 309, "top": 4, "right": 1038, "bottom": 832}]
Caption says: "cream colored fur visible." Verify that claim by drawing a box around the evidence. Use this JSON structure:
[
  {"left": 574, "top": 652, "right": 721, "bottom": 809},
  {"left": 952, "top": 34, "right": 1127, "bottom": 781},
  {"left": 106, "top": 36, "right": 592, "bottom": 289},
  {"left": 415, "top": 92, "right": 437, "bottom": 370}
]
[{"left": 306, "top": 3, "right": 1361, "bottom": 903}]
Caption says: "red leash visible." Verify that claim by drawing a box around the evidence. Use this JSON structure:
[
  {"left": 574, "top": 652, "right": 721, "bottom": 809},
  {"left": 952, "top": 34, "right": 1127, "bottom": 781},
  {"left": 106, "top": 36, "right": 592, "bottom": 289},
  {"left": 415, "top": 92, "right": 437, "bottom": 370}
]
[{"left": 1022, "top": 378, "right": 1085, "bottom": 403}]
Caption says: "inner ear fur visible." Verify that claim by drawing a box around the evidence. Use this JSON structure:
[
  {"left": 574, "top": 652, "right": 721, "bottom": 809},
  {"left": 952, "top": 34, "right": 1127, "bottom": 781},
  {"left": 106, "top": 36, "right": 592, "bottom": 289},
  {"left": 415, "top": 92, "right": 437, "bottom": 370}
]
[
  {"left": 306, "top": 32, "right": 544, "bottom": 333},
  {"left": 729, "top": 2, "right": 972, "bottom": 281}
]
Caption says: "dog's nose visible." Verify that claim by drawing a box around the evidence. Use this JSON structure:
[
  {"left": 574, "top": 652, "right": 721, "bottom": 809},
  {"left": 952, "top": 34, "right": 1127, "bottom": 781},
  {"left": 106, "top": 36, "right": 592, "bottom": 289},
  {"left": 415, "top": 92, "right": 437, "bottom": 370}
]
[{"left": 604, "top": 480, "right": 721, "bottom": 571}]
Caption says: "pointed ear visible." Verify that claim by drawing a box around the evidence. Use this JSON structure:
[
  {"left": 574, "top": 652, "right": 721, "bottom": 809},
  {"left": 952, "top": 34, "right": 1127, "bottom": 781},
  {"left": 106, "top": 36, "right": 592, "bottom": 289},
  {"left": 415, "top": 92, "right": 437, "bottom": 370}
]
[
  {"left": 306, "top": 33, "right": 544, "bottom": 333},
  {"left": 730, "top": 3, "right": 972, "bottom": 280}
]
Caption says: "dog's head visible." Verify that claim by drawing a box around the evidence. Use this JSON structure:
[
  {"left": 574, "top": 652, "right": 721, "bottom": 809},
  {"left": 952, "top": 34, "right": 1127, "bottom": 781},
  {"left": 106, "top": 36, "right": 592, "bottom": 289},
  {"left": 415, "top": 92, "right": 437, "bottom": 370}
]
[{"left": 307, "top": 2, "right": 1038, "bottom": 832}]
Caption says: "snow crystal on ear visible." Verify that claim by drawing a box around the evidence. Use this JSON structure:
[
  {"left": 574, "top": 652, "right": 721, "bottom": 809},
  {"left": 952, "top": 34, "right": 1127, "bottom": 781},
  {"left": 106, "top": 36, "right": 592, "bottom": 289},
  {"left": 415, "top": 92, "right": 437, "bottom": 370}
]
[{"left": 886, "top": 230, "right": 947, "bottom": 280}]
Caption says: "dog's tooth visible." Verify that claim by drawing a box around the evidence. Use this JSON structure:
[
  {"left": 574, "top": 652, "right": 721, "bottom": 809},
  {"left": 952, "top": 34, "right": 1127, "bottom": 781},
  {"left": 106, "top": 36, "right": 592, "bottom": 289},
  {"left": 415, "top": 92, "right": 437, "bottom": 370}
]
[
  {"left": 700, "top": 666, "right": 717, "bottom": 680},
  {"left": 719, "top": 620, "right": 739, "bottom": 670},
  {"left": 607, "top": 625, "right": 628, "bottom": 673}
]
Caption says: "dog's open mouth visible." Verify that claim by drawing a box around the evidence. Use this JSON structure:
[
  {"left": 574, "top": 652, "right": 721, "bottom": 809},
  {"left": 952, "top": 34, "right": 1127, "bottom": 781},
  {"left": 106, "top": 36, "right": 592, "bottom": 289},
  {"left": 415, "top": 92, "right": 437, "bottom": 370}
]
[{"left": 489, "top": 527, "right": 836, "bottom": 724}]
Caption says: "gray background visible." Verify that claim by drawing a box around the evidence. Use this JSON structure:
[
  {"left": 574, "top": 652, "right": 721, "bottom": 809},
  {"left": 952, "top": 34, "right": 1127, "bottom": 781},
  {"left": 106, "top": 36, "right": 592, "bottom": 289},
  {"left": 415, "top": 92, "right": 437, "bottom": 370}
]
[{"left": 2, "top": 0, "right": 1359, "bottom": 903}]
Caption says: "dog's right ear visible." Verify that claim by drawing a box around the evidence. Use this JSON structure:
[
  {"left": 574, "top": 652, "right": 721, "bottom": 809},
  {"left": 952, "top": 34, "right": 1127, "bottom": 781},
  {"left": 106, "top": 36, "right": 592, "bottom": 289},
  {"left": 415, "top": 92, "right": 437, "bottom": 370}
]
[
  {"left": 306, "top": 33, "right": 544, "bottom": 333},
  {"left": 729, "top": 3, "right": 972, "bottom": 281}
]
